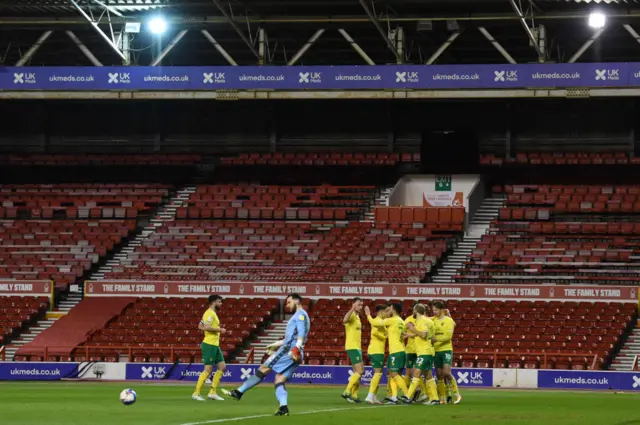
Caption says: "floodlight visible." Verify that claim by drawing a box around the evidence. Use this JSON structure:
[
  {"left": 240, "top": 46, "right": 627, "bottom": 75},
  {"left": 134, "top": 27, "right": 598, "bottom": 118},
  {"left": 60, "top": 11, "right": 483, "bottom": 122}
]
[
  {"left": 148, "top": 17, "right": 167, "bottom": 35},
  {"left": 125, "top": 22, "right": 141, "bottom": 33},
  {"left": 588, "top": 12, "right": 606, "bottom": 29}
]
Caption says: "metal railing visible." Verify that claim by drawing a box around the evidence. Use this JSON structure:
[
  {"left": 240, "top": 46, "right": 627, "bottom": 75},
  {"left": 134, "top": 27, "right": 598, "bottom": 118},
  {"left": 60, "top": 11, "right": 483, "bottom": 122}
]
[{"left": 0, "top": 345, "right": 5, "bottom": 361}]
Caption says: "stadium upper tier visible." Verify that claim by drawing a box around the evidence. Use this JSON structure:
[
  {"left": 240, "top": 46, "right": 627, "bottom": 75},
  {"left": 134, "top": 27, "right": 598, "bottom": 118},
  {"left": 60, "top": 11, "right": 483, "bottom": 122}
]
[
  {"left": 455, "top": 184, "right": 640, "bottom": 285},
  {"left": 480, "top": 152, "right": 637, "bottom": 166}
]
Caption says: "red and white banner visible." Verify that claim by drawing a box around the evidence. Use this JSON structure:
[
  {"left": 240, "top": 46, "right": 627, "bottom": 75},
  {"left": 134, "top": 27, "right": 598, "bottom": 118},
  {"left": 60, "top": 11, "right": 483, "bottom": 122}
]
[
  {"left": 0, "top": 280, "right": 53, "bottom": 296},
  {"left": 423, "top": 192, "right": 464, "bottom": 207},
  {"left": 84, "top": 281, "right": 638, "bottom": 303}
]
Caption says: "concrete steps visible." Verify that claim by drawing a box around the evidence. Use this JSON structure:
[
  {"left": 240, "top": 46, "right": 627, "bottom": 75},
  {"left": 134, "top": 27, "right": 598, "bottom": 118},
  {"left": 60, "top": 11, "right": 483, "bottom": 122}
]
[
  {"left": 93, "top": 186, "right": 196, "bottom": 279},
  {"left": 611, "top": 326, "right": 640, "bottom": 370},
  {"left": 432, "top": 195, "right": 505, "bottom": 283},
  {"left": 4, "top": 318, "right": 59, "bottom": 361},
  {"left": 235, "top": 322, "right": 287, "bottom": 364}
]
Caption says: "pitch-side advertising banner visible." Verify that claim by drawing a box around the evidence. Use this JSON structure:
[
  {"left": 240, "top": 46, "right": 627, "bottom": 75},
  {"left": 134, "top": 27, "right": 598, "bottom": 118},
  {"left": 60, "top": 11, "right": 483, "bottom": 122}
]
[
  {"left": 1, "top": 63, "right": 640, "bottom": 91},
  {"left": 538, "top": 370, "right": 640, "bottom": 391},
  {"left": 84, "top": 281, "right": 638, "bottom": 302},
  {"left": 0, "top": 362, "right": 79, "bottom": 380},
  {"left": 124, "top": 364, "right": 492, "bottom": 387}
]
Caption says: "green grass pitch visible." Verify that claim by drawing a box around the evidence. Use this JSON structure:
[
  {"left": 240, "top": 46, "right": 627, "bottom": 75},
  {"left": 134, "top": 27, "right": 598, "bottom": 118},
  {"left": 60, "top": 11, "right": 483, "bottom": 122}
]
[{"left": 1, "top": 382, "right": 639, "bottom": 425}]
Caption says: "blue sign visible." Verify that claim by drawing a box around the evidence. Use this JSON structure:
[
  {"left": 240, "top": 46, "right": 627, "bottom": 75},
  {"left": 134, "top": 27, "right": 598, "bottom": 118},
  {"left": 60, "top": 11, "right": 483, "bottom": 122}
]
[
  {"left": 1, "top": 63, "right": 639, "bottom": 91},
  {"left": 538, "top": 370, "right": 640, "bottom": 391},
  {"left": 452, "top": 368, "right": 493, "bottom": 387},
  {"left": 125, "top": 363, "right": 493, "bottom": 387},
  {"left": 0, "top": 362, "right": 79, "bottom": 381}
]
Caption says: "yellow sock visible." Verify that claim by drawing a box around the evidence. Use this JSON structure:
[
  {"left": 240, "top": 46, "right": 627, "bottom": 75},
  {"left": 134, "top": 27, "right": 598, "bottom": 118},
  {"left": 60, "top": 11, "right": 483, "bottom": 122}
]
[
  {"left": 393, "top": 375, "right": 409, "bottom": 395},
  {"left": 406, "top": 377, "right": 421, "bottom": 399},
  {"left": 386, "top": 379, "right": 392, "bottom": 396},
  {"left": 427, "top": 378, "right": 438, "bottom": 401},
  {"left": 352, "top": 380, "right": 361, "bottom": 399},
  {"left": 345, "top": 372, "right": 361, "bottom": 394},
  {"left": 369, "top": 372, "right": 382, "bottom": 397},
  {"left": 208, "top": 370, "right": 223, "bottom": 395},
  {"left": 419, "top": 378, "right": 427, "bottom": 395},
  {"left": 193, "top": 371, "right": 208, "bottom": 396},
  {"left": 437, "top": 380, "right": 447, "bottom": 401},
  {"left": 448, "top": 378, "right": 460, "bottom": 397},
  {"left": 390, "top": 376, "right": 398, "bottom": 397},
  {"left": 403, "top": 374, "right": 411, "bottom": 388}
]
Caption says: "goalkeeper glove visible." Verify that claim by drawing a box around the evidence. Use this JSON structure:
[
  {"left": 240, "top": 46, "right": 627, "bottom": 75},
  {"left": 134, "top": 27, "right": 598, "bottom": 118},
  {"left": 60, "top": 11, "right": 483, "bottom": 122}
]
[{"left": 289, "top": 346, "right": 302, "bottom": 363}]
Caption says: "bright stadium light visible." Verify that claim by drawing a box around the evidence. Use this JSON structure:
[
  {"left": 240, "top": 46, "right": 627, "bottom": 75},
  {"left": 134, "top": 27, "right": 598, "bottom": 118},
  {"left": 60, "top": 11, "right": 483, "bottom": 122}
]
[
  {"left": 148, "top": 17, "right": 167, "bottom": 34},
  {"left": 588, "top": 12, "right": 606, "bottom": 29}
]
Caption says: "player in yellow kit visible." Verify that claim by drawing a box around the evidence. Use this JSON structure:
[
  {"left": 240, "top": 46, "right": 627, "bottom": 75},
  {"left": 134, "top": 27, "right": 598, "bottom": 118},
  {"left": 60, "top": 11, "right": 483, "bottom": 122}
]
[
  {"left": 192, "top": 295, "right": 227, "bottom": 401},
  {"left": 404, "top": 303, "right": 440, "bottom": 405},
  {"left": 371, "top": 303, "right": 410, "bottom": 404},
  {"left": 364, "top": 304, "right": 388, "bottom": 404},
  {"left": 432, "top": 301, "right": 461, "bottom": 405},
  {"left": 404, "top": 306, "right": 417, "bottom": 389},
  {"left": 342, "top": 297, "right": 364, "bottom": 403}
]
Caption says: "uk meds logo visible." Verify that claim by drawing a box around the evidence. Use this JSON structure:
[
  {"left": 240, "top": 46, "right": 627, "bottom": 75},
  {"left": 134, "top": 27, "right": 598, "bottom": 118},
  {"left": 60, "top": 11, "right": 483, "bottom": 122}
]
[
  {"left": 203, "top": 72, "right": 226, "bottom": 84},
  {"left": 13, "top": 72, "right": 36, "bottom": 84},
  {"left": 494, "top": 70, "right": 518, "bottom": 82},
  {"left": 595, "top": 69, "right": 620, "bottom": 81},
  {"left": 108, "top": 72, "right": 131, "bottom": 84},
  {"left": 299, "top": 72, "right": 322, "bottom": 84},
  {"left": 396, "top": 71, "right": 419, "bottom": 83}
]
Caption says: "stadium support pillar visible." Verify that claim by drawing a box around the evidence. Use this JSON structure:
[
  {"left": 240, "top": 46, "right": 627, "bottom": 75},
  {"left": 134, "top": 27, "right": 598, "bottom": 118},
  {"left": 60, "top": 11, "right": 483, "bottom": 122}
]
[
  {"left": 478, "top": 27, "right": 517, "bottom": 64},
  {"left": 338, "top": 29, "right": 375, "bottom": 65},
  {"left": 151, "top": 29, "right": 188, "bottom": 66},
  {"left": 211, "top": 0, "right": 261, "bottom": 60},
  {"left": 15, "top": 31, "right": 52, "bottom": 66},
  {"left": 508, "top": 0, "right": 544, "bottom": 62},
  {"left": 201, "top": 30, "right": 238, "bottom": 66},
  {"left": 70, "top": 0, "right": 128, "bottom": 64},
  {"left": 287, "top": 29, "right": 324, "bottom": 66},
  {"left": 395, "top": 27, "right": 404, "bottom": 64},
  {"left": 358, "top": 0, "right": 401, "bottom": 62},
  {"left": 568, "top": 27, "right": 605, "bottom": 63},
  {"left": 66, "top": 31, "right": 103, "bottom": 66},
  {"left": 259, "top": 28, "right": 266, "bottom": 65},
  {"left": 119, "top": 30, "right": 132, "bottom": 65},
  {"left": 426, "top": 31, "right": 460, "bottom": 65},
  {"left": 538, "top": 25, "right": 547, "bottom": 61}
]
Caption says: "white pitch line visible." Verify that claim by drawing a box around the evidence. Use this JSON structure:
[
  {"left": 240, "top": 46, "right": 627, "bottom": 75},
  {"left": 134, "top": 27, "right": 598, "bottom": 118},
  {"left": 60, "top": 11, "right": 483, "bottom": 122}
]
[{"left": 180, "top": 405, "right": 399, "bottom": 425}]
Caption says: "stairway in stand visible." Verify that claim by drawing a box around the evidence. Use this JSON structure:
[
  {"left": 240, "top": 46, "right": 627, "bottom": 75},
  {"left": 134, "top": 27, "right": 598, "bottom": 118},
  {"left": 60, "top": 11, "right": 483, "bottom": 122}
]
[
  {"left": 235, "top": 322, "right": 287, "bottom": 364},
  {"left": 432, "top": 194, "right": 506, "bottom": 283},
  {"left": 611, "top": 322, "right": 640, "bottom": 370}
]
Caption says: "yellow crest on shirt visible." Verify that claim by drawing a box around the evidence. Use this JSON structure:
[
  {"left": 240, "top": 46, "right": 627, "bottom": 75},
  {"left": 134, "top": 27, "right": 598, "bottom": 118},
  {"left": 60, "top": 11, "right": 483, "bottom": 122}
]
[{"left": 298, "top": 314, "right": 305, "bottom": 321}]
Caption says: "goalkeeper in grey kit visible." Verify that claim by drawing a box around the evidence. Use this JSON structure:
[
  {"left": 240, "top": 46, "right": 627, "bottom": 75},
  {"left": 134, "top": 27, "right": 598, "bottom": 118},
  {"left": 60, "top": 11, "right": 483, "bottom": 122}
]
[{"left": 223, "top": 293, "right": 310, "bottom": 416}]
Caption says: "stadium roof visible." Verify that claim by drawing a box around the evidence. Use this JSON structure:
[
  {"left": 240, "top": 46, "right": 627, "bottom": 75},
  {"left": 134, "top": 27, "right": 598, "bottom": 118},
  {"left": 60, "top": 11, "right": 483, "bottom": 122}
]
[{"left": 1, "top": 0, "right": 640, "bottom": 66}]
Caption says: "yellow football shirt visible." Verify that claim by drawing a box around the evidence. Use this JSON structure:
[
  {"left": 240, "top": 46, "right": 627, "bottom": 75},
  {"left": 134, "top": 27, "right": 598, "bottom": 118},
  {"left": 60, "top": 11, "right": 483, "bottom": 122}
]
[
  {"left": 201, "top": 308, "right": 220, "bottom": 346},
  {"left": 367, "top": 315, "right": 387, "bottom": 355},
  {"left": 404, "top": 316, "right": 417, "bottom": 354},
  {"left": 344, "top": 311, "right": 362, "bottom": 350},
  {"left": 383, "top": 316, "right": 405, "bottom": 354},
  {"left": 414, "top": 316, "right": 435, "bottom": 356},
  {"left": 433, "top": 315, "right": 455, "bottom": 352}
]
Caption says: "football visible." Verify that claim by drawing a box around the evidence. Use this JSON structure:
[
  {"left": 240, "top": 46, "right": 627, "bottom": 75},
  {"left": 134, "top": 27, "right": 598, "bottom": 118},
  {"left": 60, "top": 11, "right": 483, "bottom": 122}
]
[{"left": 120, "top": 389, "right": 137, "bottom": 405}]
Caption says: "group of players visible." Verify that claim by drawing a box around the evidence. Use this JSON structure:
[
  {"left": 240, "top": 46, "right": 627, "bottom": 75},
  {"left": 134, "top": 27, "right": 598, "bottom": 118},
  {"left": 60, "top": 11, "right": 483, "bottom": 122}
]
[
  {"left": 190, "top": 293, "right": 459, "bottom": 416},
  {"left": 342, "top": 298, "right": 461, "bottom": 405}
]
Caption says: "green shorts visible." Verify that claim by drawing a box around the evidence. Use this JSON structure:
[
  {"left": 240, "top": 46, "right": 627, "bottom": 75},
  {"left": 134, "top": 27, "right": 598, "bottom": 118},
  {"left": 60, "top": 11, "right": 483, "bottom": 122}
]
[
  {"left": 434, "top": 350, "right": 453, "bottom": 368},
  {"left": 416, "top": 355, "right": 434, "bottom": 371},
  {"left": 405, "top": 353, "right": 417, "bottom": 369},
  {"left": 201, "top": 342, "right": 225, "bottom": 366},
  {"left": 346, "top": 349, "right": 363, "bottom": 365},
  {"left": 387, "top": 351, "right": 406, "bottom": 373},
  {"left": 368, "top": 353, "right": 385, "bottom": 369}
]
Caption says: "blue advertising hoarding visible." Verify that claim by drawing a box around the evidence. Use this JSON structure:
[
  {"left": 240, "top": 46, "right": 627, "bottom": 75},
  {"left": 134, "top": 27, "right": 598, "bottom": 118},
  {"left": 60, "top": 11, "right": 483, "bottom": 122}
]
[
  {"left": 1, "top": 63, "right": 640, "bottom": 91},
  {"left": 124, "top": 363, "right": 492, "bottom": 387},
  {"left": 0, "top": 362, "right": 79, "bottom": 381},
  {"left": 538, "top": 370, "right": 640, "bottom": 391}
]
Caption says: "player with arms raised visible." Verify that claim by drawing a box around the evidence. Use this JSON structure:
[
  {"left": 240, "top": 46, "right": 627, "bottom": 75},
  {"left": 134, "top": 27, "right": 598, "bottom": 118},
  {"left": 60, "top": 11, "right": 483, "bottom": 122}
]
[
  {"left": 223, "top": 294, "right": 310, "bottom": 416},
  {"left": 405, "top": 303, "right": 439, "bottom": 405},
  {"left": 342, "top": 297, "right": 364, "bottom": 403},
  {"left": 432, "top": 301, "right": 461, "bottom": 404},
  {"left": 192, "top": 294, "right": 227, "bottom": 401},
  {"left": 364, "top": 304, "right": 387, "bottom": 404}
]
